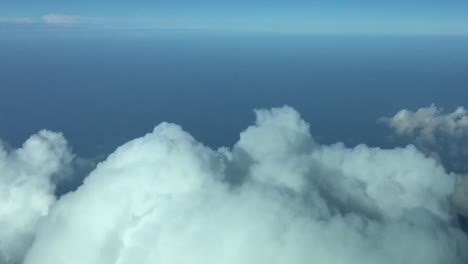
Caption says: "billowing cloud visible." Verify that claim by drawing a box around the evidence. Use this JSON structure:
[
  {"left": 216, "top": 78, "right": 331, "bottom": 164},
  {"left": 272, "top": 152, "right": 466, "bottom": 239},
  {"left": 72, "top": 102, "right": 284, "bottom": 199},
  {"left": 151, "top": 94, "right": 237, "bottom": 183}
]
[
  {"left": 381, "top": 105, "right": 468, "bottom": 218},
  {"left": 382, "top": 104, "right": 468, "bottom": 141},
  {"left": 0, "top": 130, "right": 73, "bottom": 264},
  {"left": 41, "top": 14, "right": 81, "bottom": 25},
  {"left": 0, "top": 106, "right": 460, "bottom": 264},
  {"left": 381, "top": 104, "right": 468, "bottom": 173}
]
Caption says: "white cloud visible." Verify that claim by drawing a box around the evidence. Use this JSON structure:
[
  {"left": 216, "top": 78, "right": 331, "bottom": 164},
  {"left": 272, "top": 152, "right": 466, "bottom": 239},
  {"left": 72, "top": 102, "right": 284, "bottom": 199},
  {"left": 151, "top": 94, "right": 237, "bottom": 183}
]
[
  {"left": 41, "top": 14, "right": 81, "bottom": 25},
  {"left": 0, "top": 130, "right": 73, "bottom": 264},
  {"left": 2, "top": 106, "right": 461, "bottom": 264},
  {"left": 380, "top": 105, "right": 468, "bottom": 171},
  {"left": 381, "top": 105, "right": 468, "bottom": 217},
  {"left": 381, "top": 104, "right": 468, "bottom": 143}
]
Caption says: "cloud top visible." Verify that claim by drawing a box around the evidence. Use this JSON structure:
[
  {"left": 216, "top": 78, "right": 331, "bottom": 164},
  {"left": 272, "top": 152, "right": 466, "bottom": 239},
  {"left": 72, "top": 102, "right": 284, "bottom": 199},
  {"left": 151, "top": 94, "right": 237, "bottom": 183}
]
[
  {"left": 0, "top": 130, "right": 73, "bottom": 264},
  {"left": 381, "top": 104, "right": 468, "bottom": 172},
  {"left": 382, "top": 104, "right": 468, "bottom": 142},
  {"left": 10, "top": 106, "right": 466, "bottom": 264},
  {"left": 381, "top": 105, "right": 468, "bottom": 217},
  {"left": 0, "top": 106, "right": 467, "bottom": 263}
]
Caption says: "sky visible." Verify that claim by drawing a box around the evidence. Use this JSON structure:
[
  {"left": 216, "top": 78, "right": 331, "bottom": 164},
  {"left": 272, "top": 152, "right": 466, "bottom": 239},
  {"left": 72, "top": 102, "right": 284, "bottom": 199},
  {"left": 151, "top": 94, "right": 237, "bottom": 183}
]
[{"left": 1, "top": 1, "right": 468, "bottom": 35}]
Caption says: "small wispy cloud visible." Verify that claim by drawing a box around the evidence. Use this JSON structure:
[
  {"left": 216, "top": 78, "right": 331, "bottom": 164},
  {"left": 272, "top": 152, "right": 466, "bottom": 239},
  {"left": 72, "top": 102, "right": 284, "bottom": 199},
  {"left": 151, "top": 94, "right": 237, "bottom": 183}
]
[
  {"left": 0, "top": 14, "right": 84, "bottom": 25},
  {"left": 41, "top": 14, "right": 82, "bottom": 25}
]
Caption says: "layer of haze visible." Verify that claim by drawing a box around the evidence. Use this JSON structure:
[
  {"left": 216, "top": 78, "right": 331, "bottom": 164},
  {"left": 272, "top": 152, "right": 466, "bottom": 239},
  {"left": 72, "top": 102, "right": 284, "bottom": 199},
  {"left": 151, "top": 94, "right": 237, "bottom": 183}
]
[
  {"left": 1, "top": 29, "right": 468, "bottom": 158},
  {"left": 1, "top": 1, "right": 468, "bottom": 34}
]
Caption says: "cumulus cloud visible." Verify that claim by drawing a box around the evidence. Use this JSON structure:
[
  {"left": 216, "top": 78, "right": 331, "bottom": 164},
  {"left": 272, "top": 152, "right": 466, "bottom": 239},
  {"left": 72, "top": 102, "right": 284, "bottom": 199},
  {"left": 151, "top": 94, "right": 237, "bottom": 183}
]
[
  {"left": 385, "top": 105, "right": 468, "bottom": 138},
  {"left": 0, "top": 106, "right": 460, "bottom": 264},
  {"left": 381, "top": 105, "right": 468, "bottom": 218},
  {"left": 0, "top": 130, "right": 73, "bottom": 264},
  {"left": 381, "top": 104, "right": 468, "bottom": 172},
  {"left": 41, "top": 14, "right": 81, "bottom": 25},
  {"left": 1, "top": 107, "right": 467, "bottom": 263}
]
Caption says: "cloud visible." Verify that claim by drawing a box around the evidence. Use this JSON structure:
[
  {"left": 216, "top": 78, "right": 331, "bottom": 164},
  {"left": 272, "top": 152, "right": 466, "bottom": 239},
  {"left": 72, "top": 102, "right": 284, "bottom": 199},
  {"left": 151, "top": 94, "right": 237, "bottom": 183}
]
[
  {"left": 381, "top": 105, "right": 468, "bottom": 218},
  {"left": 41, "top": 14, "right": 82, "bottom": 25},
  {"left": 0, "top": 106, "right": 462, "bottom": 264},
  {"left": 453, "top": 176, "right": 468, "bottom": 217},
  {"left": 0, "top": 130, "right": 73, "bottom": 264},
  {"left": 381, "top": 104, "right": 468, "bottom": 142},
  {"left": 380, "top": 104, "right": 468, "bottom": 173},
  {"left": 0, "top": 14, "right": 84, "bottom": 26}
]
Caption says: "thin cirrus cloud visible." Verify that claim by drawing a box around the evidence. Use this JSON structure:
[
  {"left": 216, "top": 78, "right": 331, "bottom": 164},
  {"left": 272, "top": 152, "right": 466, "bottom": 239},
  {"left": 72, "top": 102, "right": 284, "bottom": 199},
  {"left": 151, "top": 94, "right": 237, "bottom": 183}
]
[
  {"left": 0, "top": 14, "right": 82, "bottom": 25},
  {"left": 41, "top": 14, "right": 82, "bottom": 24},
  {"left": 1, "top": 106, "right": 467, "bottom": 264}
]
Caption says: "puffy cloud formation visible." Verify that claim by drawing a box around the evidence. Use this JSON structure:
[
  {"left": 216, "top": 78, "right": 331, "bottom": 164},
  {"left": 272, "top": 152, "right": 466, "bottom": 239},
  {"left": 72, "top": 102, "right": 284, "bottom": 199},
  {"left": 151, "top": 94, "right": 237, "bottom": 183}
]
[
  {"left": 381, "top": 105, "right": 468, "bottom": 218},
  {"left": 0, "top": 130, "right": 73, "bottom": 264},
  {"left": 383, "top": 105, "right": 468, "bottom": 138},
  {"left": 6, "top": 106, "right": 464, "bottom": 264},
  {"left": 381, "top": 104, "right": 468, "bottom": 173},
  {"left": 388, "top": 105, "right": 468, "bottom": 139},
  {"left": 41, "top": 14, "right": 81, "bottom": 25}
]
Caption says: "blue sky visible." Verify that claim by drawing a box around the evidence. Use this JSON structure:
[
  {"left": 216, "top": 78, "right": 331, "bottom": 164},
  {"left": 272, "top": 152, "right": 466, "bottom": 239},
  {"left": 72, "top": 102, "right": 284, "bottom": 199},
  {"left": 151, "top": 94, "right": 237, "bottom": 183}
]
[{"left": 1, "top": 1, "right": 468, "bottom": 35}]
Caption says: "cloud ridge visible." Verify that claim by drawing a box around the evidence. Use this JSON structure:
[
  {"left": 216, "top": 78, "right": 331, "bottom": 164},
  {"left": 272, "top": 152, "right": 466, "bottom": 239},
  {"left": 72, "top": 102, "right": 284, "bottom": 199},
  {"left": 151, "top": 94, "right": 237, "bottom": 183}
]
[
  {"left": 0, "top": 130, "right": 73, "bottom": 264},
  {"left": 9, "top": 106, "right": 466, "bottom": 264},
  {"left": 0, "top": 106, "right": 467, "bottom": 263}
]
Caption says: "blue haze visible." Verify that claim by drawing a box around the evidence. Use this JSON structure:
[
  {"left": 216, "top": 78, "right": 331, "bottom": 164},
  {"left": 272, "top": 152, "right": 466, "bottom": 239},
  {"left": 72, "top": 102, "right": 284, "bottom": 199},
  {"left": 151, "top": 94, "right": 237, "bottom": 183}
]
[
  {"left": 1, "top": 1, "right": 468, "bottom": 35},
  {"left": 1, "top": 28, "right": 467, "bottom": 158}
]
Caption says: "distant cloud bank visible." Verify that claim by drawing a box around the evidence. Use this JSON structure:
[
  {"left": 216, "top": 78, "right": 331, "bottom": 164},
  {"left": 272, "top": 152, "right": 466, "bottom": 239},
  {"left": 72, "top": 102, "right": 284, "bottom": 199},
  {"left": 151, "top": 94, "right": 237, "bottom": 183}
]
[{"left": 1, "top": 106, "right": 467, "bottom": 264}]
